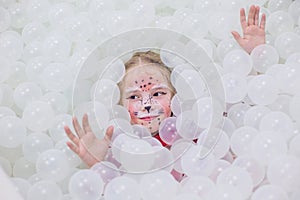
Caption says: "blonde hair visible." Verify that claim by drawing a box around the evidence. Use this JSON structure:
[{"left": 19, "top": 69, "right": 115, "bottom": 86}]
[{"left": 118, "top": 51, "right": 176, "bottom": 103}]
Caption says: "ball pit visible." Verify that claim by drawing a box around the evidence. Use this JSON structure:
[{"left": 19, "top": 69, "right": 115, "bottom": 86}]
[{"left": 0, "top": 0, "right": 300, "bottom": 200}]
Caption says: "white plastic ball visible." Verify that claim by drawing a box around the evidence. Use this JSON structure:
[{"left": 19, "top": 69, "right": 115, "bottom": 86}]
[
  {"left": 205, "top": 184, "right": 243, "bottom": 200},
  {"left": 25, "top": 0, "right": 50, "bottom": 23},
  {"left": 289, "top": 134, "right": 300, "bottom": 158},
  {"left": 160, "top": 41, "right": 186, "bottom": 68},
  {"left": 91, "top": 161, "right": 121, "bottom": 184},
  {"left": 279, "top": 63, "right": 300, "bottom": 95},
  {"left": 25, "top": 56, "right": 50, "bottom": 83},
  {"left": 181, "top": 145, "right": 215, "bottom": 177},
  {"left": 0, "top": 56, "right": 11, "bottom": 83},
  {"left": 170, "top": 63, "right": 193, "bottom": 87},
  {"left": 0, "top": 106, "right": 15, "bottom": 119},
  {"left": 0, "top": 7, "right": 11, "bottom": 32},
  {"left": 36, "top": 149, "right": 70, "bottom": 182},
  {"left": 247, "top": 74, "right": 279, "bottom": 105},
  {"left": 232, "top": 155, "right": 265, "bottom": 187},
  {"left": 10, "top": 177, "right": 31, "bottom": 199},
  {"left": 0, "top": 116, "right": 27, "bottom": 148},
  {"left": 216, "top": 38, "right": 239, "bottom": 62},
  {"left": 274, "top": 32, "right": 300, "bottom": 59},
  {"left": 0, "top": 156, "right": 12, "bottom": 176},
  {"left": 69, "top": 169, "right": 104, "bottom": 200},
  {"left": 22, "top": 40, "right": 43, "bottom": 62},
  {"left": 8, "top": 2, "right": 28, "bottom": 29},
  {"left": 181, "top": 176, "right": 215, "bottom": 198},
  {"left": 22, "top": 101, "right": 55, "bottom": 132},
  {"left": 243, "top": 105, "right": 271, "bottom": 129},
  {"left": 176, "top": 110, "right": 202, "bottom": 140},
  {"left": 230, "top": 126, "right": 259, "bottom": 156},
  {"left": 251, "top": 131, "right": 288, "bottom": 166},
  {"left": 221, "top": 72, "right": 247, "bottom": 104},
  {"left": 288, "top": 0, "right": 300, "bottom": 23},
  {"left": 216, "top": 166, "right": 253, "bottom": 199},
  {"left": 251, "top": 44, "right": 279, "bottom": 73},
  {"left": 169, "top": 139, "right": 192, "bottom": 173},
  {"left": 267, "top": 11, "right": 294, "bottom": 36},
  {"left": 228, "top": 103, "right": 251, "bottom": 128},
  {"left": 5, "top": 61, "right": 27, "bottom": 87},
  {"left": 267, "top": 94, "right": 291, "bottom": 114},
  {"left": 48, "top": 2, "right": 75, "bottom": 28},
  {"left": 267, "top": 0, "right": 292, "bottom": 12},
  {"left": 251, "top": 184, "right": 289, "bottom": 200},
  {"left": 223, "top": 49, "right": 253, "bottom": 76},
  {"left": 0, "top": 30, "right": 23, "bottom": 61},
  {"left": 27, "top": 180, "right": 62, "bottom": 200},
  {"left": 267, "top": 155, "right": 300, "bottom": 193},
  {"left": 109, "top": 105, "right": 131, "bottom": 122},
  {"left": 41, "top": 92, "right": 69, "bottom": 114},
  {"left": 48, "top": 114, "right": 72, "bottom": 142},
  {"left": 101, "top": 59, "right": 126, "bottom": 83},
  {"left": 90, "top": 79, "right": 120, "bottom": 107},
  {"left": 140, "top": 170, "right": 178, "bottom": 200},
  {"left": 13, "top": 157, "right": 36, "bottom": 179},
  {"left": 151, "top": 146, "right": 174, "bottom": 172},
  {"left": 41, "top": 62, "right": 73, "bottom": 92},
  {"left": 129, "top": 0, "right": 155, "bottom": 26},
  {"left": 209, "top": 159, "right": 231, "bottom": 182},
  {"left": 21, "top": 21, "right": 47, "bottom": 44},
  {"left": 22, "top": 132, "right": 53, "bottom": 163},
  {"left": 13, "top": 82, "right": 42, "bottom": 109},
  {"left": 182, "top": 13, "right": 208, "bottom": 39},
  {"left": 286, "top": 52, "right": 300, "bottom": 65},
  {"left": 208, "top": 12, "right": 236, "bottom": 40},
  {"left": 55, "top": 139, "right": 81, "bottom": 168}
]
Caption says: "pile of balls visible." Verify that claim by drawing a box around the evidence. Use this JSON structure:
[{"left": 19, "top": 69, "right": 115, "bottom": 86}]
[{"left": 1, "top": 0, "right": 300, "bottom": 200}]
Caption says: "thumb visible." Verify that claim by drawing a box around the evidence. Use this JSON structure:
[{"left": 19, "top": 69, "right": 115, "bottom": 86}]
[
  {"left": 104, "top": 125, "right": 114, "bottom": 141},
  {"left": 231, "top": 31, "right": 242, "bottom": 44}
]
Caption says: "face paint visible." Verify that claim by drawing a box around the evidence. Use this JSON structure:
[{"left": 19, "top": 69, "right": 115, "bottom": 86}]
[{"left": 121, "top": 64, "right": 172, "bottom": 135}]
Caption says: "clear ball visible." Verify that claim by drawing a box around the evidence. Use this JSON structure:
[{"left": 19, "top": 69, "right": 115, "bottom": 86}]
[
  {"left": 0, "top": 7, "right": 11, "bottom": 32},
  {"left": 267, "top": 11, "right": 294, "bottom": 36},
  {"left": 0, "top": 30, "right": 23, "bottom": 61},
  {"left": 251, "top": 44, "right": 279, "bottom": 73},
  {"left": 26, "top": 180, "right": 62, "bottom": 200},
  {"left": 251, "top": 184, "right": 289, "bottom": 200},
  {"left": 223, "top": 49, "right": 253, "bottom": 76},
  {"left": 13, "top": 82, "right": 42, "bottom": 110}
]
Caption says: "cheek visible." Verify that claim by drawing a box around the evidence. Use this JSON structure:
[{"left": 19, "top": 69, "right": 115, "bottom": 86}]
[{"left": 157, "top": 98, "right": 171, "bottom": 114}]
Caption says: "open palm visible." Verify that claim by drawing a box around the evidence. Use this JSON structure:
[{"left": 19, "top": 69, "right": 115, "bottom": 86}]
[
  {"left": 64, "top": 114, "right": 113, "bottom": 168},
  {"left": 232, "top": 5, "right": 266, "bottom": 54}
]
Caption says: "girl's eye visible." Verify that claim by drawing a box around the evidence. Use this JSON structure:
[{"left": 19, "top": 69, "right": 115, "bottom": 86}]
[
  {"left": 128, "top": 95, "right": 139, "bottom": 99},
  {"left": 153, "top": 92, "right": 167, "bottom": 97}
]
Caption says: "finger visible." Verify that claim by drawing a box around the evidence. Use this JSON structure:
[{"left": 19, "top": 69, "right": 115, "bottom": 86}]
[
  {"left": 104, "top": 125, "right": 114, "bottom": 142},
  {"left": 82, "top": 113, "right": 93, "bottom": 133},
  {"left": 260, "top": 13, "right": 266, "bottom": 30},
  {"left": 254, "top": 6, "right": 260, "bottom": 26},
  {"left": 64, "top": 126, "right": 79, "bottom": 145},
  {"left": 240, "top": 8, "right": 247, "bottom": 31},
  {"left": 231, "top": 31, "right": 243, "bottom": 44},
  {"left": 72, "top": 116, "right": 85, "bottom": 138},
  {"left": 248, "top": 5, "right": 255, "bottom": 26},
  {"left": 66, "top": 141, "right": 80, "bottom": 154}
]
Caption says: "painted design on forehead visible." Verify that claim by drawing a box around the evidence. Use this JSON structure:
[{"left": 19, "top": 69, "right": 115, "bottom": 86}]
[{"left": 133, "top": 76, "right": 156, "bottom": 92}]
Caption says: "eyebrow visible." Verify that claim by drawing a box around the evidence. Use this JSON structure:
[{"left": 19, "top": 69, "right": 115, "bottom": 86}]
[{"left": 124, "top": 84, "right": 170, "bottom": 94}]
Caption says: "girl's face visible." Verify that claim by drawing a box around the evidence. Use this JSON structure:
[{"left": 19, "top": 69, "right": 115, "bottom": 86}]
[{"left": 121, "top": 64, "right": 173, "bottom": 135}]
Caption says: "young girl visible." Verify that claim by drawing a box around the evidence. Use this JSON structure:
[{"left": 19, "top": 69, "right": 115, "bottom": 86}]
[{"left": 64, "top": 5, "right": 266, "bottom": 168}]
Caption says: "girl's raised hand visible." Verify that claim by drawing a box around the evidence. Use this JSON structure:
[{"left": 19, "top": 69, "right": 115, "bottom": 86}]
[
  {"left": 64, "top": 114, "right": 114, "bottom": 168},
  {"left": 231, "top": 5, "right": 266, "bottom": 54}
]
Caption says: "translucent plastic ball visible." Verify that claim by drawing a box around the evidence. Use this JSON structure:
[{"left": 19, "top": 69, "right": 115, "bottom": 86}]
[
  {"left": 21, "top": 21, "right": 47, "bottom": 44},
  {"left": 0, "top": 56, "right": 12, "bottom": 84},
  {"left": 267, "top": 94, "right": 291, "bottom": 114},
  {"left": 197, "top": 128, "right": 230, "bottom": 159},
  {"left": 274, "top": 32, "right": 300, "bottom": 59},
  {"left": 48, "top": 2, "right": 75, "bottom": 28},
  {"left": 181, "top": 175, "right": 215, "bottom": 198},
  {"left": 259, "top": 111, "right": 294, "bottom": 141},
  {"left": 243, "top": 105, "right": 271, "bottom": 129},
  {"left": 25, "top": 56, "right": 50, "bottom": 83},
  {"left": 289, "top": 134, "right": 300, "bottom": 158},
  {"left": 26, "top": 180, "right": 62, "bottom": 200},
  {"left": 55, "top": 139, "right": 81, "bottom": 168},
  {"left": 175, "top": 70, "right": 206, "bottom": 100},
  {"left": 0, "top": 7, "right": 11, "bottom": 32},
  {"left": 101, "top": 59, "right": 126, "bottom": 83},
  {"left": 0, "top": 116, "right": 27, "bottom": 148},
  {"left": 0, "top": 106, "right": 16, "bottom": 119},
  {"left": 140, "top": 170, "right": 178, "bottom": 200},
  {"left": 41, "top": 92, "right": 69, "bottom": 114},
  {"left": 230, "top": 126, "right": 259, "bottom": 156},
  {"left": 41, "top": 62, "right": 73, "bottom": 92},
  {"left": 267, "top": 0, "right": 292, "bottom": 12},
  {"left": 267, "top": 11, "right": 294, "bottom": 36},
  {"left": 159, "top": 117, "right": 180, "bottom": 145},
  {"left": 90, "top": 79, "right": 120, "bottom": 107},
  {"left": 216, "top": 166, "right": 253, "bottom": 199},
  {"left": 181, "top": 145, "right": 215, "bottom": 177},
  {"left": 0, "top": 156, "right": 12, "bottom": 176},
  {"left": 69, "top": 169, "right": 104, "bottom": 200},
  {"left": 42, "top": 31, "right": 72, "bottom": 62},
  {"left": 119, "top": 138, "right": 155, "bottom": 172},
  {"left": 192, "top": 97, "right": 213, "bottom": 129},
  {"left": 22, "top": 132, "right": 53, "bottom": 163},
  {"left": 221, "top": 72, "right": 247, "bottom": 104},
  {"left": 160, "top": 42, "right": 186, "bottom": 68},
  {"left": 5, "top": 61, "right": 26, "bottom": 87},
  {"left": 232, "top": 155, "right": 265, "bottom": 187},
  {"left": 279, "top": 63, "right": 300, "bottom": 95},
  {"left": 13, "top": 82, "right": 43, "bottom": 109},
  {"left": 251, "top": 131, "right": 288, "bottom": 166},
  {"left": 151, "top": 146, "right": 174, "bottom": 172},
  {"left": 170, "top": 63, "right": 193, "bottom": 87},
  {"left": 205, "top": 184, "right": 243, "bottom": 200},
  {"left": 288, "top": 0, "right": 300, "bottom": 23},
  {"left": 286, "top": 52, "right": 300, "bottom": 65},
  {"left": 250, "top": 44, "right": 279, "bottom": 73},
  {"left": 247, "top": 74, "right": 279, "bottom": 106},
  {"left": 65, "top": 13, "right": 94, "bottom": 42},
  {"left": 129, "top": 0, "right": 155, "bottom": 26},
  {"left": 227, "top": 102, "right": 251, "bottom": 128},
  {"left": 208, "top": 12, "right": 236, "bottom": 40},
  {"left": 182, "top": 13, "right": 208, "bottom": 39},
  {"left": 16, "top": 159, "right": 33, "bottom": 183},
  {"left": 176, "top": 110, "right": 202, "bottom": 140},
  {"left": 0, "top": 30, "right": 23, "bottom": 61},
  {"left": 10, "top": 177, "right": 31, "bottom": 199},
  {"left": 104, "top": 176, "right": 140, "bottom": 200},
  {"left": 25, "top": 0, "right": 50, "bottom": 23},
  {"left": 209, "top": 159, "right": 231, "bottom": 182},
  {"left": 36, "top": 149, "right": 70, "bottom": 182},
  {"left": 48, "top": 114, "right": 73, "bottom": 142},
  {"left": 216, "top": 38, "right": 240, "bottom": 62},
  {"left": 251, "top": 184, "right": 289, "bottom": 200},
  {"left": 22, "top": 101, "right": 55, "bottom": 132},
  {"left": 91, "top": 161, "right": 121, "bottom": 184},
  {"left": 8, "top": 2, "right": 28, "bottom": 29},
  {"left": 109, "top": 105, "right": 131, "bottom": 122},
  {"left": 223, "top": 49, "right": 253, "bottom": 76},
  {"left": 267, "top": 155, "right": 300, "bottom": 193}
]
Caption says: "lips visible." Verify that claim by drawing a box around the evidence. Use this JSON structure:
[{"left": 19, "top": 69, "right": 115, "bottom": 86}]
[{"left": 138, "top": 115, "right": 159, "bottom": 121}]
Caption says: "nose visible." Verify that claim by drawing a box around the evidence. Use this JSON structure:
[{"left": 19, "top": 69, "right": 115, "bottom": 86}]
[{"left": 144, "top": 106, "right": 151, "bottom": 113}]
